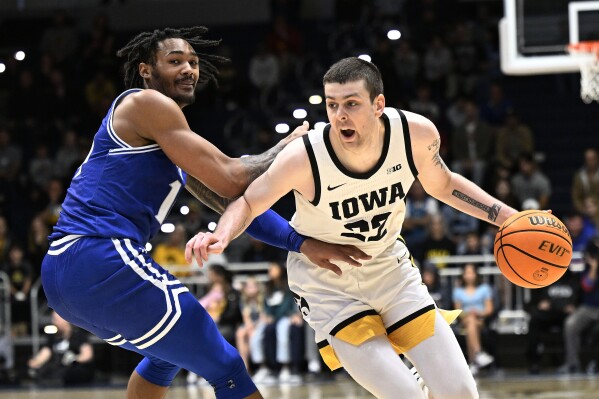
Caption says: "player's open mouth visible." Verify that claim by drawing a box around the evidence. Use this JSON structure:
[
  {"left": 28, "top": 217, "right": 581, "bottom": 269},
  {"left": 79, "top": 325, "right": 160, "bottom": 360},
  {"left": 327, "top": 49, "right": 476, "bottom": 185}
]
[{"left": 340, "top": 129, "right": 355, "bottom": 138}]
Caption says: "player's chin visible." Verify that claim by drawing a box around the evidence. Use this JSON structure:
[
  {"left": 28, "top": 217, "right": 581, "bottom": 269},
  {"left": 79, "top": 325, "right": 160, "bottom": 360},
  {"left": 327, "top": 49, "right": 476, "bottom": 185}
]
[{"left": 174, "top": 92, "right": 196, "bottom": 107}]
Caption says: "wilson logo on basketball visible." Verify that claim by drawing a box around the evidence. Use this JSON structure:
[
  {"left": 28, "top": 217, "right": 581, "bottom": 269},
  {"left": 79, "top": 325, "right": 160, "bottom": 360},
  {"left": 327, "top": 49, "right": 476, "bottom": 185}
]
[
  {"left": 538, "top": 240, "right": 572, "bottom": 257},
  {"left": 533, "top": 268, "right": 549, "bottom": 281},
  {"left": 528, "top": 216, "right": 570, "bottom": 237}
]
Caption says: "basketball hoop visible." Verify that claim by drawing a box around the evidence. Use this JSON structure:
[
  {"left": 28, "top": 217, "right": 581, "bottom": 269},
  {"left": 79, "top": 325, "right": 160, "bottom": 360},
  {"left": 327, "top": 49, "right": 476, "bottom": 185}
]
[{"left": 567, "top": 41, "right": 599, "bottom": 104}]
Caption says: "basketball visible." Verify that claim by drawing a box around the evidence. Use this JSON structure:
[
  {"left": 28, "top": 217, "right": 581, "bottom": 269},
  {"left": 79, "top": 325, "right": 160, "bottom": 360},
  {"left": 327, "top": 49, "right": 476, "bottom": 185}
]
[{"left": 494, "top": 210, "right": 572, "bottom": 288}]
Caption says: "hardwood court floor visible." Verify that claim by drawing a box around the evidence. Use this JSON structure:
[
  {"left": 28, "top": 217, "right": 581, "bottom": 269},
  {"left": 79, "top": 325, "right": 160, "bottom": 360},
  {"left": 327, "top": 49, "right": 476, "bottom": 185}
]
[{"left": 1, "top": 374, "right": 598, "bottom": 399}]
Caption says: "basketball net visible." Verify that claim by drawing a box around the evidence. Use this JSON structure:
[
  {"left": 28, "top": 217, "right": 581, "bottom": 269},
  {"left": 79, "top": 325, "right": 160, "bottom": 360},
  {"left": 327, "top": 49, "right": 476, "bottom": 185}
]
[{"left": 567, "top": 41, "right": 599, "bottom": 104}]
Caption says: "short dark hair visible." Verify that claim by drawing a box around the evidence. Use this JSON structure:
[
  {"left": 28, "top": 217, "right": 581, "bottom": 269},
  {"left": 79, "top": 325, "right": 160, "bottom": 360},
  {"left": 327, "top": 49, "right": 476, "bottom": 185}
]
[
  {"left": 323, "top": 57, "right": 383, "bottom": 102},
  {"left": 116, "top": 26, "right": 229, "bottom": 89}
]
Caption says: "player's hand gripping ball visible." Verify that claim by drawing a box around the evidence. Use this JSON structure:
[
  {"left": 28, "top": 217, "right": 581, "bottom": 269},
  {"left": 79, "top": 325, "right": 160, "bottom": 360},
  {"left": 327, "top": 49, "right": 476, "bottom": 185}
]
[{"left": 494, "top": 210, "right": 572, "bottom": 288}]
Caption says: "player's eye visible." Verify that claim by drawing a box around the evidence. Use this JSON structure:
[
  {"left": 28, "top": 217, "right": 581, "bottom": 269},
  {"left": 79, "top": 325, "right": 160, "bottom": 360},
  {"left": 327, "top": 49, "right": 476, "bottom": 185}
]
[{"left": 327, "top": 103, "right": 338, "bottom": 109}]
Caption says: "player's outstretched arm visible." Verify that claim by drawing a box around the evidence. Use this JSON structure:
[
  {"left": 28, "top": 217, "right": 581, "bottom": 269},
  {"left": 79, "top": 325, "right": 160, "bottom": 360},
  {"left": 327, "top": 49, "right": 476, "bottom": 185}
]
[
  {"left": 185, "top": 173, "right": 370, "bottom": 274},
  {"left": 409, "top": 112, "right": 518, "bottom": 227},
  {"left": 121, "top": 89, "right": 308, "bottom": 198}
]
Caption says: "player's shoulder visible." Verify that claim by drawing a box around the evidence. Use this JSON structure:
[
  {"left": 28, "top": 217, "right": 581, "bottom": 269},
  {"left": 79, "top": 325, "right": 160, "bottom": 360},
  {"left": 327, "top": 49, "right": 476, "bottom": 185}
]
[
  {"left": 401, "top": 110, "right": 439, "bottom": 145},
  {"left": 121, "top": 89, "right": 179, "bottom": 113}
]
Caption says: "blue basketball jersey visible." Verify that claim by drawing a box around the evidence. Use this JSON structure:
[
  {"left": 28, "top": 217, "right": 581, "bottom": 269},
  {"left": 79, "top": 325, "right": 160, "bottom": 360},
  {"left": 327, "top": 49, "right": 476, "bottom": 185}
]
[{"left": 50, "top": 89, "right": 185, "bottom": 245}]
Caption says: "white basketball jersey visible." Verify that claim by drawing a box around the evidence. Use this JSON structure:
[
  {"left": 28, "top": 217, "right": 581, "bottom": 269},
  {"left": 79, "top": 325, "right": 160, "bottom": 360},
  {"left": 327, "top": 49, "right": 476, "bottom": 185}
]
[{"left": 290, "top": 108, "right": 418, "bottom": 258}]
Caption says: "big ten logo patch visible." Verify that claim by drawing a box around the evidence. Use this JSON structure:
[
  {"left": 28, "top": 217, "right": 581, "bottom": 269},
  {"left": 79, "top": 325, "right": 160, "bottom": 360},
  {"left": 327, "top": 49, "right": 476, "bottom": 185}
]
[
  {"left": 538, "top": 240, "right": 571, "bottom": 257},
  {"left": 292, "top": 291, "right": 310, "bottom": 318}
]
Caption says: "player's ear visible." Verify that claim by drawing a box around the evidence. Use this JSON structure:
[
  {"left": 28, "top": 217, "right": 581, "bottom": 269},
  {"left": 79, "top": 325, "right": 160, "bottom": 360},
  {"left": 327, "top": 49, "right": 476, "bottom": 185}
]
[
  {"left": 374, "top": 94, "right": 385, "bottom": 116},
  {"left": 139, "top": 63, "right": 151, "bottom": 79}
]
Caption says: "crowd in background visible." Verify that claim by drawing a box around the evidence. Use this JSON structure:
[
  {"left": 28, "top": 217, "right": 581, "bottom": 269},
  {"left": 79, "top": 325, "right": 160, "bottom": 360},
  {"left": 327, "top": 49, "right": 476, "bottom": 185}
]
[{"left": 0, "top": 0, "right": 598, "bottom": 386}]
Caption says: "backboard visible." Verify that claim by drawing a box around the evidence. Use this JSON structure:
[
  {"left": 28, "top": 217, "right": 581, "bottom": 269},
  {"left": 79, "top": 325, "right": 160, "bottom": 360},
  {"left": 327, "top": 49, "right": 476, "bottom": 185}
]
[{"left": 500, "top": 0, "right": 599, "bottom": 75}]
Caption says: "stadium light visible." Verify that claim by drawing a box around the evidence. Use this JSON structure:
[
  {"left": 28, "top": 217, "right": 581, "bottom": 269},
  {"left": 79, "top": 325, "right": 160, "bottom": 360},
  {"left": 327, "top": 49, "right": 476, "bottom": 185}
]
[
  {"left": 180, "top": 205, "right": 189, "bottom": 215},
  {"left": 309, "top": 95, "right": 322, "bottom": 105},
  {"left": 14, "top": 51, "right": 25, "bottom": 61},
  {"left": 161, "top": 223, "right": 175, "bottom": 233},
  {"left": 145, "top": 243, "right": 153, "bottom": 251},
  {"left": 387, "top": 30, "right": 401, "bottom": 40},
  {"left": 293, "top": 108, "right": 307, "bottom": 119},
  {"left": 0, "top": 63, "right": 5, "bottom": 73},
  {"left": 275, "top": 123, "right": 290, "bottom": 133}
]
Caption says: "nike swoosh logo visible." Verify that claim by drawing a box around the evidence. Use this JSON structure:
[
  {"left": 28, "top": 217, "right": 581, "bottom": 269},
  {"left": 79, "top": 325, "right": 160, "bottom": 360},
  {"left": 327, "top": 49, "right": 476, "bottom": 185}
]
[{"left": 327, "top": 183, "right": 346, "bottom": 191}]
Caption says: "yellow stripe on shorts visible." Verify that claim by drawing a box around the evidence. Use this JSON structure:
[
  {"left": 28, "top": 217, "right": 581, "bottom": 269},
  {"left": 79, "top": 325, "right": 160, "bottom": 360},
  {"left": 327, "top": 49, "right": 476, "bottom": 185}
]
[{"left": 318, "top": 306, "right": 460, "bottom": 371}]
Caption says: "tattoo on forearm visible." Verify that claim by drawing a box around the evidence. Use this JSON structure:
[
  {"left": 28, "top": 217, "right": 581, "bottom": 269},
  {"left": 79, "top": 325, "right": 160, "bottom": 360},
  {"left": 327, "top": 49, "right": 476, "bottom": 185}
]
[
  {"left": 240, "top": 143, "right": 284, "bottom": 184},
  {"left": 452, "top": 190, "right": 502, "bottom": 222},
  {"left": 185, "top": 175, "right": 232, "bottom": 214}
]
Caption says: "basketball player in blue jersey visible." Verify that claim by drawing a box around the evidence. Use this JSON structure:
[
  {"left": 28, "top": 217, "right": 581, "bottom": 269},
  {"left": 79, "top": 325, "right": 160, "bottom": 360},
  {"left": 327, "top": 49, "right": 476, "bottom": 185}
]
[
  {"left": 41, "top": 28, "right": 369, "bottom": 399},
  {"left": 192, "top": 58, "right": 521, "bottom": 399}
]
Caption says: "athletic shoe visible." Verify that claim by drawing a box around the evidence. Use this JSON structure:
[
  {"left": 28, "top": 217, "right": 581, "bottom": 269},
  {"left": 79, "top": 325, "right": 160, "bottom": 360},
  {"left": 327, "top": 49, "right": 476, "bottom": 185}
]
[{"left": 474, "top": 351, "right": 494, "bottom": 368}]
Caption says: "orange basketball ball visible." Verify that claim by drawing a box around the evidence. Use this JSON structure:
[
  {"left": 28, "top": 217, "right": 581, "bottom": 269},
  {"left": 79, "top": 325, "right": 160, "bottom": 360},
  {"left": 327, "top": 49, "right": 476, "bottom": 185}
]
[{"left": 494, "top": 210, "right": 572, "bottom": 288}]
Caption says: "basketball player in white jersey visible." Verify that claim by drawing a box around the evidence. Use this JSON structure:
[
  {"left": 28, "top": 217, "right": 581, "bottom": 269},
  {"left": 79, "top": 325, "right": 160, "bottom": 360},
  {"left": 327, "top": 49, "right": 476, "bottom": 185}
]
[{"left": 190, "top": 57, "right": 519, "bottom": 399}]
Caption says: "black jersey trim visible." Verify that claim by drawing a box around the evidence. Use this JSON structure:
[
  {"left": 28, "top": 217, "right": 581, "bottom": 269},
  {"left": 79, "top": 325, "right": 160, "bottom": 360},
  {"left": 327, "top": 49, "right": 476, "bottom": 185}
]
[
  {"left": 330, "top": 309, "right": 379, "bottom": 336},
  {"left": 323, "top": 113, "right": 391, "bottom": 179},
  {"left": 317, "top": 340, "right": 330, "bottom": 349},
  {"left": 386, "top": 304, "right": 435, "bottom": 335},
  {"left": 303, "top": 134, "right": 321, "bottom": 206},
  {"left": 398, "top": 109, "right": 418, "bottom": 178}
]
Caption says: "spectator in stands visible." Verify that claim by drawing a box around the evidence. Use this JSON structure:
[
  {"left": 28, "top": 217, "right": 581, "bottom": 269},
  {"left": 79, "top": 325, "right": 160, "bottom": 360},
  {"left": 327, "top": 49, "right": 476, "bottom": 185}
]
[
  {"left": 28, "top": 310, "right": 94, "bottom": 386},
  {"left": 27, "top": 215, "right": 50, "bottom": 280},
  {"left": 28, "top": 144, "right": 55, "bottom": 189},
  {"left": 153, "top": 223, "right": 191, "bottom": 278},
  {"left": 495, "top": 111, "right": 534, "bottom": 172},
  {"left": 0, "top": 127, "right": 22, "bottom": 215},
  {"left": 392, "top": 39, "right": 420, "bottom": 99},
  {"left": 479, "top": 83, "right": 513, "bottom": 127},
  {"left": 510, "top": 153, "right": 552, "bottom": 210},
  {"left": 54, "top": 129, "right": 82, "bottom": 179},
  {"left": 409, "top": 85, "right": 440, "bottom": 124},
  {"left": 441, "top": 203, "right": 479, "bottom": 240},
  {"left": 453, "top": 263, "right": 495, "bottom": 375},
  {"left": 236, "top": 277, "right": 266, "bottom": 371},
  {"left": 526, "top": 268, "right": 578, "bottom": 374},
  {"left": 572, "top": 148, "right": 599, "bottom": 214},
  {"left": 583, "top": 196, "right": 599, "bottom": 229},
  {"left": 422, "top": 263, "right": 452, "bottom": 310},
  {"left": 402, "top": 180, "right": 439, "bottom": 248},
  {"left": 84, "top": 69, "right": 117, "bottom": 118},
  {"left": 417, "top": 214, "right": 456, "bottom": 270},
  {"left": 492, "top": 178, "right": 519, "bottom": 211},
  {"left": 559, "top": 237, "right": 599, "bottom": 374},
  {"left": 198, "top": 264, "right": 243, "bottom": 346},
  {"left": 39, "top": 9, "right": 79, "bottom": 67},
  {"left": 40, "top": 178, "right": 65, "bottom": 229},
  {"left": 3, "top": 243, "right": 33, "bottom": 337},
  {"left": 251, "top": 262, "right": 303, "bottom": 384},
  {"left": 422, "top": 36, "right": 453, "bottom": 99},
  {"left": 565, "top": 212, "right": 596, "bottom": 253},
  {"left": 450, "top": 100, "right": 493, "bottom": 187},
  {"left": 0, "top": 216, "right": 12, "bottom": 265}
]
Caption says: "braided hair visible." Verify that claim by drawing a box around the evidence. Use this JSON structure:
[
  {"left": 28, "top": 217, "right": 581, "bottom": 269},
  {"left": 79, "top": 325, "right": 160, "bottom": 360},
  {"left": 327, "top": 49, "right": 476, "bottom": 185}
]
[{"left": 116, "top": 26, "right": 229, "bottom": 89}]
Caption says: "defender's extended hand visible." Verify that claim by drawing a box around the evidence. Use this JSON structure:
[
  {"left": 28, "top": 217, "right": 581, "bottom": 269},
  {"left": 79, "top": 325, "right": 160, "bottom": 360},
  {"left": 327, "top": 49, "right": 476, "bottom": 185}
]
[
  {"left": 300, "top": 239, "right": 371, "bottom": 276},
  {"left": 185, "top": 232, "right": 226, "bottom": 268}
]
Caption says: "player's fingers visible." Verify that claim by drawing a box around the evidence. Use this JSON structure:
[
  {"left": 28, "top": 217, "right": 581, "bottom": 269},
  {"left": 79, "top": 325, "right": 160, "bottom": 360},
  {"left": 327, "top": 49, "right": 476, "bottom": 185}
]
[
  {"left": 320, "top": 261, "right": 342, "bottom": 276},
  {"left": 207, "top": 242, "right": 225, "bottom": 254},
  {"left": 185, "top": 235, "right": 198, "bottom": 264},
  {"left": 337, "top": 255, "right": 361, "bottom": 267},
  {"left": 544, "top": 209, "right": 553, "bottom": 214},
  {"left": 345, "top": 245, "right": 371, "bottom": 260}
]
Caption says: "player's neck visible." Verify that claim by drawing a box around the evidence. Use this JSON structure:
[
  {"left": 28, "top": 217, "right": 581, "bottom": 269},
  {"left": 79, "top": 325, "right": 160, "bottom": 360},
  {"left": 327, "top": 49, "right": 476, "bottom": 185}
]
[{"left": 330, "top": 117, "right": 385, "bottom": 174}]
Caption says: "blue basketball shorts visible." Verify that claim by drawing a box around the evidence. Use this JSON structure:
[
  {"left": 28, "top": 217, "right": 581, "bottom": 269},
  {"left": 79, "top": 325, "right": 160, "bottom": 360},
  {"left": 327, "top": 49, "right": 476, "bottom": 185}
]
[{"left": 41, "top": 235, "right": 256, "bottom": 399}]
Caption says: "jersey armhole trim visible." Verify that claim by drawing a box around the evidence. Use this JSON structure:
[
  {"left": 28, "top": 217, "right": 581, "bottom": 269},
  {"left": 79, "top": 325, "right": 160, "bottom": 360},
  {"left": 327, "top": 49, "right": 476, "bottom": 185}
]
[
  {"left": 303, "top": 134, "right": 321, "bottom": 206},
  {"left": 108, "top": 89, "right": 143, "bottom": 148},
  {"left": 398, "top": 109, "right": 418, "bottom": 178}
]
